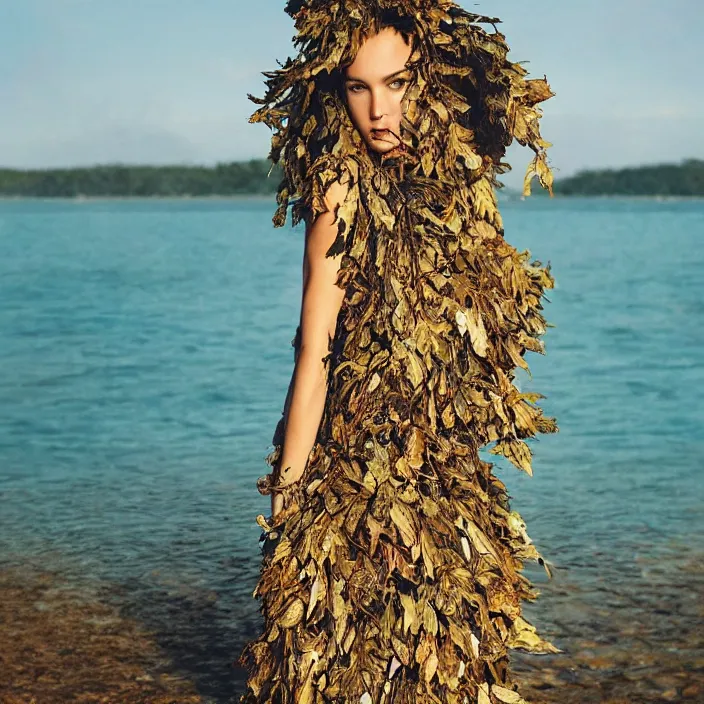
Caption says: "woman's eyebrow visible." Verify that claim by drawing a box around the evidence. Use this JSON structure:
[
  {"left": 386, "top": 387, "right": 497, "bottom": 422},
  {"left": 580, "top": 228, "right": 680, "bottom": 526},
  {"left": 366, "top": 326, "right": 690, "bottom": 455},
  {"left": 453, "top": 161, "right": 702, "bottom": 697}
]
[{"left": 344, "top": 68, "right": 410, "bottom": 83}]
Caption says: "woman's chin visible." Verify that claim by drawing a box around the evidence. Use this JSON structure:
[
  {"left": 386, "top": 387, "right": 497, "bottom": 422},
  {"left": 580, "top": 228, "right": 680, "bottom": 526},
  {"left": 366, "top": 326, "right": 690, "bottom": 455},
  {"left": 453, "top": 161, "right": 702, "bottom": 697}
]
[{"left": 365, "top": 139, "right": 400, "bottom": 154}]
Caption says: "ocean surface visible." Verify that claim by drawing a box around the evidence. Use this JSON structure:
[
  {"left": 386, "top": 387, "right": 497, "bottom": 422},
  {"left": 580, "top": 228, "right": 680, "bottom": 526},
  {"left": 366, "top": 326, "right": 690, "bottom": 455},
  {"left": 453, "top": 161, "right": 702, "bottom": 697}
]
[{"left": 1, "top": 196, "right": 703, "bottom": 701}]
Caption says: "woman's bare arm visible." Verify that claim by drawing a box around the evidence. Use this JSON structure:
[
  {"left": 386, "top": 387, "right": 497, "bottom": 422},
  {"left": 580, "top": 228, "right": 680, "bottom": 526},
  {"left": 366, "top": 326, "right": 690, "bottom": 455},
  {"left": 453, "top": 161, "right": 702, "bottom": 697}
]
[{"left": 271, "top": 178, "right": 350, "bottom": 516}]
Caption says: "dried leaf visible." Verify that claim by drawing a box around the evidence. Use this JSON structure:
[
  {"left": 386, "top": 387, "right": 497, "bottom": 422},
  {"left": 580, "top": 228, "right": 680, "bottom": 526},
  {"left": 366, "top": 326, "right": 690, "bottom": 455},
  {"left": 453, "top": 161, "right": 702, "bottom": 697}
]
[
  {"left": 491, "top": 684, "right": 529, "bottom": 703},
  {"left": 390, "top": 501, "right": 419, "bottom": 548},
  {"left": 489, "top": 439, "right": 534, "bottom": 476},
  {"left": 277, "top": 598, "right": 305, "bottom": 629}
]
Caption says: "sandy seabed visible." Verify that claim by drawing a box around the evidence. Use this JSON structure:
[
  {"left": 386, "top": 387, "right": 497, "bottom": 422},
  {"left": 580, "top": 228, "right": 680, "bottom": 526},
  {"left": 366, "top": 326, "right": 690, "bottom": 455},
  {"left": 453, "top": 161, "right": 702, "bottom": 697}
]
[{"left": 1, "top": 550, "right": 702, "bottom": 704}]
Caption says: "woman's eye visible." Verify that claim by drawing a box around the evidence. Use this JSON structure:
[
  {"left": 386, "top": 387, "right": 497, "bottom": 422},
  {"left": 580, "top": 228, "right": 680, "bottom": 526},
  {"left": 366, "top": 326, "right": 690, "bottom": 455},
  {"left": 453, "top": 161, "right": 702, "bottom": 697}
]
[
  {"left": 348, "top": 84, "right": 365, "bottom": 93},
  {"left": 389, "top": 79, "right": 407, "bottom": 90}
]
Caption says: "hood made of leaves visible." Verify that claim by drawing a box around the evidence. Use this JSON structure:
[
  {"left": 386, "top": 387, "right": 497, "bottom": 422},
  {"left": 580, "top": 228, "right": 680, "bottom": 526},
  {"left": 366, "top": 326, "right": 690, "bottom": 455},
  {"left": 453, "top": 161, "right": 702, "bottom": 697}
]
[{"left": 249, "top": 0, "right": 554, "bottom": 229}]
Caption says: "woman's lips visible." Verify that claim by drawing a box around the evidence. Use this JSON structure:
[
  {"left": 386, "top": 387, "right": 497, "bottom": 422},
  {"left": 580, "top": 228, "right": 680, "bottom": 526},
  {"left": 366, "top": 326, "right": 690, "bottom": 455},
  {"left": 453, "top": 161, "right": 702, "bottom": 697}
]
[{"left": 370, "top": 128, "right": 391, "bottom": 139}]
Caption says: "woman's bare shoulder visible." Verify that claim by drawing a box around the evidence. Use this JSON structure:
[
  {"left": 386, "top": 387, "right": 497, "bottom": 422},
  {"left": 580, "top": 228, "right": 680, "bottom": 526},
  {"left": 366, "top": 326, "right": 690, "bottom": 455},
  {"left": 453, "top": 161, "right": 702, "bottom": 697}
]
[
  {"left": 304, "top": 174, "right": 354, "bottom": 256},
  {"left": 301, "top": 173, "right": 352, "bottom": 232},
  {"left": 322, "top": 173, "right": 352, "bottom": 213}
]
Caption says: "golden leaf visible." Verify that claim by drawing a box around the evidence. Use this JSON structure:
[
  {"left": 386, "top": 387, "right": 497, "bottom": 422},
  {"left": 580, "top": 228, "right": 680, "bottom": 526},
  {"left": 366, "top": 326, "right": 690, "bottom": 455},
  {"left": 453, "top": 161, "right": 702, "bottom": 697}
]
[
  {"left": 524, "top": 77, "right": 555, "bottom": 105},
  {"left": 455, "top": 308, "right": 468, "bottom": 336},
  {"left": 478, "top": 683, "right": 491, "bottom": 704},
  {"left": 404, "top": 426, "right": 425, "bottom": 468},
  {"left": 420, "top": 530, "right": 437, "bottom": 580},
  {"left": 489, "top": 439, "right": 534, "bottom": 476},
  {"left": 422, "top": 600, "right": 439, "bottom": 636},
  {"left": 512, "top": 400, "right": 538, "bottom": 434},
  {"left": 470, "top": 633, "right": 480, "bottom": 660},
  {"left": 342, "top": 623, "right": 356, "bottom": 653},
  {"left": 441, "top": 402, "right": 456, "bottom": 429},
  {"left": 306, "top": 574, "right": 321, "bottom": 619},
  {"left": 507, "top": 615, "right": 563, "bottom": 654},
  {"left": 390, "top": 501, "right": 418, "bottom": 548},
  {"left": 362, "top": 470, "right": 377, "bottom": 494},
  {"left": 423, "top": 647, "right": 439, "bottom": 684},
  {"left": 391, "top": 633, "right": 411, "bottom": 666},
  {"left": 463, "top": 518, "right": 502, "bottom": 567},
  {"left": 491, "top": 684, "right": 529, "bottom": 703},
  {"left": 368, "top": 372, "right": 381, "bottom": 392},
  {"left": 400, "top": 592, "right": 419, "bottom": 634},
  {"left": 277, "top": 598, "right": 305, "bottom": 628},
  {"left": 466, "top": 303, "right": 489, "bottom": 358},
  {"left": 366, "top": 513, "right": 383, "bottom": 556},
  {"left": 431, "top": 100, "right": 450, "bottom": 123}
]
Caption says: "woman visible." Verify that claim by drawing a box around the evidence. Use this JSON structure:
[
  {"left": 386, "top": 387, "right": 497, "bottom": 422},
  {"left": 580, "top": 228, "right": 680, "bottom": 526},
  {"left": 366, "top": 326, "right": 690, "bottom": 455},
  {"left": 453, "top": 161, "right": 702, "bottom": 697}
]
[{"left": 238, "top": 2, "right": 560, "bottom": 702}]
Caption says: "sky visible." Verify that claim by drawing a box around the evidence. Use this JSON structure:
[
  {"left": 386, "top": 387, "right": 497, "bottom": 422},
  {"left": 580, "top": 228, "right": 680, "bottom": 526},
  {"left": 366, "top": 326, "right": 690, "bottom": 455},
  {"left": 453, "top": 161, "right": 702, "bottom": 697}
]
[{"left": 1, "top": 0, "right": 702, "bottom": 187}]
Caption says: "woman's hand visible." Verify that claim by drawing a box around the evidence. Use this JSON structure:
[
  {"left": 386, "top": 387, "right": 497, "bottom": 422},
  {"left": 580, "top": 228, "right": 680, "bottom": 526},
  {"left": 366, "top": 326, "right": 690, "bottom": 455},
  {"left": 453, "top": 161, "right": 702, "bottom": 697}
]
[
  {"left": 269, "top": 463, "right": 305, "bottom": 519},
  {"left": 270, "top": 471, "right": 305, "bottom": 520}
]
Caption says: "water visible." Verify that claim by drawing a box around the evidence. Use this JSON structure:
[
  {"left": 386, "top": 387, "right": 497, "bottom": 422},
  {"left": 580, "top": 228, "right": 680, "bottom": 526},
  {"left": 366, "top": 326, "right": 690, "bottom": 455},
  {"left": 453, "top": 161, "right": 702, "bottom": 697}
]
[{"left": 1, "top": 196, "right": 703, "bottom": 699}]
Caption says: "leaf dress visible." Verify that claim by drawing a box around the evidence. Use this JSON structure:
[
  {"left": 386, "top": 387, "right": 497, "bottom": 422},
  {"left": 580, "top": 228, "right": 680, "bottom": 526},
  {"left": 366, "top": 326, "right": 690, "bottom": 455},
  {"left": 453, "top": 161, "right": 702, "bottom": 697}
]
[{"left": 238, "top": 3, "right": 560, "bottom": 702}]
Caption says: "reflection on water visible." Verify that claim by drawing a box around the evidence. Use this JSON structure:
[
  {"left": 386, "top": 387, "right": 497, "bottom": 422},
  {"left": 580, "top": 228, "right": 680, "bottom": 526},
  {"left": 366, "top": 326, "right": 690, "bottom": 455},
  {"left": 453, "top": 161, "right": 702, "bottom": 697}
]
[{"left": 0, "top": 197, "right": 703, "bottom": 701}]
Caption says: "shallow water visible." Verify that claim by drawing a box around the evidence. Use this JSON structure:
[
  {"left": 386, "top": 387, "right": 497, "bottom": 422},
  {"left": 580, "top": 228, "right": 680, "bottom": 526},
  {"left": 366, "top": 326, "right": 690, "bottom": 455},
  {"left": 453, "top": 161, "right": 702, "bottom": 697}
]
[{"left": 1, "top": 196, "right": 703, "bottom": 701}]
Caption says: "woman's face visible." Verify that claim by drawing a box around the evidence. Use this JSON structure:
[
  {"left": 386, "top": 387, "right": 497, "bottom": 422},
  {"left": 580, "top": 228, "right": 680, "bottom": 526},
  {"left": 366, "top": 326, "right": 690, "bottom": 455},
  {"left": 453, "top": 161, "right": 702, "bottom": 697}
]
[{"left": 343, "top": 27, "right": 413, "bottom": 154}]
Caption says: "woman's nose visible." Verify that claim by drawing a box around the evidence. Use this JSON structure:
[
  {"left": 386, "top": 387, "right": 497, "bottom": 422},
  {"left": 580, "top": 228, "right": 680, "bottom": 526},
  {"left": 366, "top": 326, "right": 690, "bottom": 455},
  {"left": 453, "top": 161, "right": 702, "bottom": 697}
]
[{"left": 369, "top": 90, "right": 387, "bottom": 120}]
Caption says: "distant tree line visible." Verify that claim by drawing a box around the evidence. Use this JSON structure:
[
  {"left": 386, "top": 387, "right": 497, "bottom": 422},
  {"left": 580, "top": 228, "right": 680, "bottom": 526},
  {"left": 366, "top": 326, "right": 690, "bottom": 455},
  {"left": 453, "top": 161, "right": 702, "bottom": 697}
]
[
  {"left": 1, "top": 157, "right": 703, "bottom": 198},
  {"left": 0, "top": 160, "right": 282, "bottom": 197},
  {"left": 553, "top": 158, "right": 704, "bottom": 197}
]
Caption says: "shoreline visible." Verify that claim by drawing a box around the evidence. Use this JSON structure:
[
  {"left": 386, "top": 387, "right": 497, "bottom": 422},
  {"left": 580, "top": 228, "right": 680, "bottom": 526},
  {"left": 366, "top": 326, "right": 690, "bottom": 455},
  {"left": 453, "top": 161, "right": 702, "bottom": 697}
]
[
  {"left": 0, "top": 193, "right": 277, "bottom": 202},
  {"left": 1, "top": 193, "right": 703, "bottom": 202},
  {"left": 1, "top": 546, "right": 702, "bottom": 703}
]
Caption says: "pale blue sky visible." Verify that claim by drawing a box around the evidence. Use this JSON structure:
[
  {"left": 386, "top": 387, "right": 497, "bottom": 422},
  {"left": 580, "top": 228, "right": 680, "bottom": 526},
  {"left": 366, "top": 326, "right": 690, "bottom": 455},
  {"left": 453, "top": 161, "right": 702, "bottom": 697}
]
[{"left": 1, "top": 0, "right": 702, "bottom": 186}]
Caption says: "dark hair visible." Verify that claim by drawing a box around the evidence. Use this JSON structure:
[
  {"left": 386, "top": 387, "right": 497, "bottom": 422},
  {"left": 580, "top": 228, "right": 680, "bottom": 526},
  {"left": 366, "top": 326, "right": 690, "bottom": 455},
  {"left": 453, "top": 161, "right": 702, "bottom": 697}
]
[{"left": 378, "top": 8, "right": 415, "bottom": 46}]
